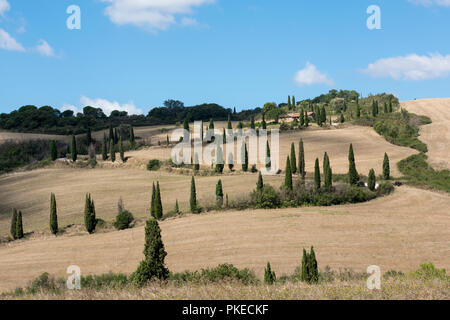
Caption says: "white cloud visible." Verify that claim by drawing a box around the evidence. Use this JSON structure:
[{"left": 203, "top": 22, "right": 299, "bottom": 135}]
[
  {"left": 0, "top": 28, "right": 25, "bottom": 52},
  {"left": 61, "top": 104, "right": 79, "bottom": 114},
  {"left": 35, "top": 39, "right": 55, "bottom": 57},
  {"left": 80, "top": 96, "right": 143, "bottom": 115},
  {"left": 408, "top": 0, "right": 450, "bottom": 6},
  {"left": 361, "top": 53, "right": 450, "bottom": 80},
  {"left": 0, "top": 0, "right": 10, "bottom": 16},
  {"left": 180, "top": 17, "right": 198, "bottom": 26},
  {"left": 100, "top": 0, "right": 214, "bottom": 31},
  {"left": 294, "top": 62, "right": 334, "bottom": 87}
]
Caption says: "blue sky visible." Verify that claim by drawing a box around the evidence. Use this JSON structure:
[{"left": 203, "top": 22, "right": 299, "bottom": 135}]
[{"left": 1, "top": 0, "right": 450, "bottom": 115}]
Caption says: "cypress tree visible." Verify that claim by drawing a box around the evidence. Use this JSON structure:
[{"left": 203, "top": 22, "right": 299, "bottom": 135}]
[
  {"left": 194, "top": 153, "right": 200, "bottom": 171},
  {"left": 227, "top": 114, "right": 232, "bottom": 130},
  {"left": 130, "top": 126, "right": 135, "bottom": 147},
  {"left": 50, "top": 193, "right": 58, "bottom": 235},
  {"left": 368, "top": 169, "right": 376, "bottom": 191},
  {"left": 285, "top": 156, "right": 293, "bottom": 191},
  {"left": 292, "top": 96, "right": 296, "bottom": 109},
  {"left": 356, "top": 103, "right": 361, "bottom": 118},
  {"left": 372, "top": 101, "right": 378, "bottom": 117},
  {"left": 131, "top": 219, "right": 169, "bottom": 286},
  {"left": 216, "top": 180, "right": 224, "bottom": 207},
  {"left": 110, "top": 139, "right": 116, "bottom": 162},
  {"left": 226, "top": 194, "right": 229, "bottom": 208},
  {"left": 174, "top": 200, "right": 180, "bottom": 214},
  {"left": 190, "top": 176, "right": 198, "bottom": 213},
  {"left": 348, "top": 144, "right": 359, "bottom": 185},
  {"left": 325, "top": 166, "right": 333, "bottom": 192},
  {"left": 155, "top": 182, "right": 163, "bottom": 220},
  {"left": 309, "top": 246, "right": 319, "bottom": 283},
  {"left": 301, "top": 248, "right": 309, "bottom": 282},
  {"left": 167, "top": 135, "right": 170, "bottom": 146},
  {"left": 84, "top": 194, "right": 97, "bottom": 234},
  {"left": 215, "top": 144, "right": 224, "bottom": 173},
  {"left": 304, "top": 110, "right": 309, "bottom": 127},
  {"left": 266, "top": 140, "right": 271, "bottom": 170},
  {"left": 10, "top": 209, "right": 17, "bottom": 240},
  {"left": 288, "top": 95, "right": 291, "bottom": 109},
  {"left": 250, "top": 116, "right": 255, "bottom": 130},
  {"left": 114, "top": 128, "right": 119, "bottom": 144},
  {"left": 209, "top": 118, "right": 214, "bottom": 130},
  {"left": 119, "top": 137, "right": 125, "bottom": 162},
  {"left": 383, "top": 153, "right": 390, "bottom": 180},
  {"left": 241, "top": 142, "right": 248, "bottom": 172},
  {"left": 290, "top": 143, "right": 297, "bottom": 174},
  {"left": 314, "top": 158, "right": 321, "bottom": 191},
  {"left": 87, "top": 127, "right": 92, "bottom": 146},
  {"left": 256, "top": 172, "right": 264, "bottom": 194},
  {"left": 389, "top": 101, "right": 393, "bottom": 113},
  {"left": 384, "top": 102, "right": 388, "bottom": 113},
  {"left": 321, "top": 106, "right": 327, "bottom": 124},
  {"left": 298, "top": 139, "right": 306, "bottom": 179},
  {"left": 109, "top": 125, "right": 114, "bottom": 143},
  {"left": 16, "top": 211, "right": 24, "bottom": 239},
  {"left": 71, "top": 135, "right": 77, "bottom": 162},
  {"left": 262, "top": 113, "right": 267, "bottom": 130},
  {"left": 223, "top": 128, "right": 226, "bottom": 144},
  {"left": 323, "top": 152, "right": 330, "bottom": 178},
  {"left": 264, "top": 262, "right": 276, "bottom": 285},
  {"left": 50, "top": 140, "right": 57, "bottom": 161},
  {"left": 151, "top": 183, "right": 156, "bottom": 218},
  {"left": 340, "top": 113, "right": 345, "bottom": 123},
  {"left": 300, "top": 108, "right": 305, "bottom": 126},
  {"left": 102, "top": 133, "right": 108, "bottom": 160}
]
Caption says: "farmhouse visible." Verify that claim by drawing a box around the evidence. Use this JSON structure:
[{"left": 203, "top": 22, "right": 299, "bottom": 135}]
[{"left": 280, "top": 112, "right": 316, "bottom": 122}]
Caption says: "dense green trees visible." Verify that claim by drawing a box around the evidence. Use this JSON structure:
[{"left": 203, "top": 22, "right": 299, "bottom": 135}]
[
  {"left": 131, "top": 219, "right": 169, "bottom": 286},
  {"left": 348, "top": 144, "right": 359, "bottom": 185},
  {"left": 84, "top": 194, "right": 97, "bottom": 234},
  {"left": 71, "top": 135, "right": 77, "bottom": 162},
  {"left": 285, "top": 156, "right": 293, "bottom": 191},
  {"left": 50, "top": 140, "right": 57, "bottom": 161},
  {"left": 290, "top": 143, "right": 297, "bottom": 174},
  {"left": 216, "top": 180, "right": 224, "bottom": 207},
  {"left": 301, "top": 247, "right": 319, "bottom": 283},
  {"left": 264, "top": 262, "right": 276, "bottom": 285},
  {"left": 383, "top": 153, "right": 390, "bottom": 180},
  {"left": 50, "top": 193, "right": 58, "bottom": 235},
  {"left": 368, "top": 169, "right": 376, "bottom": 191}
]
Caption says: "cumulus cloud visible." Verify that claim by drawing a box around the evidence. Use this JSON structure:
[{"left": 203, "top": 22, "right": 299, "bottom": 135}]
[
  {"left": 100, "top": 0, "right": 214, "bottom": 31},
  {"left": 408, "top": 0, "right": 450, "bottom": 6},
  {"left": 0, "top": 0, "right": 10, "bottom": 16},
  {"left": 294, "top": 62, "right": 334, "bottom": 87},
  {"left": 0, "top": 28, "right": 25, "bottom": 52},
  {"left": 361, "top": 53, "right": 450, "bottom": 80},
  {"left": 35, "top": 39, "right": 55, "bottom": 57},
  {"left": 80, "top": 96, "right": 143, "bottom": 116}
]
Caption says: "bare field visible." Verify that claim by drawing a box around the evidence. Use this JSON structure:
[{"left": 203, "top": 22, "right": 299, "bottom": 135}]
[
  {"left": 401, "top": 98, "right": 450, "bottom": 170},
  {"left": 0, "top": 131, "right": 70, "bottom": 144},
  {"left": 0, "top": 186, "right": 448, "bottom": 292}
]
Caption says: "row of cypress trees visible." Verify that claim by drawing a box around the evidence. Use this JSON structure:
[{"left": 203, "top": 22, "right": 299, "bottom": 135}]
[{"left": 9, "top": 209, "right": 24, "bottom": 240}]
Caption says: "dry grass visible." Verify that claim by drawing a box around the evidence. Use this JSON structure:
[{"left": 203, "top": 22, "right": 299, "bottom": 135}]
[
  {"left": 2, "top": 278, "right": 449, "bottom": 300},
  {"left": 0, "top": 131, "right": 70, "bottom": 144},
  {"left": 401, "top": 98, "right": 450, "bottom": 170}
]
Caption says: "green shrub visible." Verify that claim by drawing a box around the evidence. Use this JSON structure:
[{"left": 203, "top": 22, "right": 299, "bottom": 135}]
[
  {"left": 113, "top": 210, "right": 134, "bottom": 230},
  {"left": 413, "top": 263, "right": 448, "bottom": 281},
  {"left": 377, "top": 181, "right": 395, "bottom": 195},
  {"left": 27, "top": 273, "right": 61, "bottom": 294},
  {"left": 255, "top": 185, "right": 281, "bottom": 209},
  {"left": 81, "top": 273, "right": 129, "bottom": 290},
  {"left": 170, "top": 264, "right": 258, "bottom": 285},
  {"left": 147, "top": 159, "right": 161, "bottom": 171}
]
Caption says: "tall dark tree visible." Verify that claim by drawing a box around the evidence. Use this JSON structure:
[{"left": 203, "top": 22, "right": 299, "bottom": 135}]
[
  {"left": 256, "top": 172, "right": 264, "bottom": 194},
  {"left": 110, "top": 139, "right": 116, "bottom": 162},
  {"left": 102, "top": 133, "right": 108, "bottom": 160},
  {"left": 154, "top": 182, "right": 163, "bottom": 220},
  {"left": 288, "top": 95, "right": 291, "bottom": 109},
  {"left": 209, "top": 118, "right": 215, "bottom": 130},
  {"left": 266, "top": 140, "right": 271, "bottom": 170},
  {"left": 383, "top": 153, "right": 390, "bottom": 180},
  {"left": 84, "top": 193, "right": 97, "bottom": 234},
  {"left": 290, "top": 143, "right": 297, "bottom": 174},
  {"left": 383, "top": 102, "right": 388, "bottom": 114},
  {"left": 129, "top": 126, "right": 135, "bottom": 147},
  {"left": 71, "top": 135, "right": 77, "bottom": 162},
  {"left": 119, "top": 137, "right": 125, "bottom": 162},
  {"left": 340, "top": 113, "right": 345, "bottom": 123},
  {"left": 356, "top": 103, "right": 361, "bottom": 118},
  {"left": 131, "top": 219, "right": 169, "bottom": 286},
  {"left": 285, "top": 156, "right": 293, "bottom": 191},
  {"left": 301, "top": 248, "right": 309, "bottom": 282},
  {"left": 325, "top": 166, "right": 333, "bottom": 192},
  {"left": 292, "top": 96, "right": 296, "bottom": 109},
  {"left": 298, "top": 139, "right": 306, "bottom": 179},
  {"left": 50, "top": 193, "right": 58, "bottom": 235},
  {"left": 304, "top": 110, "right": 309, "bottom": 127},
  {"left": 108, "top": 125, "right": 114, "bottom": 143},
  {"left": 10, "top": 209, "right": 17, "bottom": 240},
  {"left": 194, "top": 152, "right": 200, "bottom": 171},
  {"left": 16, "top": 211, "right": 24, "bottom": 240},
  {"left": 309, "top": 246, "right": 319, "bottom": 283},
  {"left": 216, "top": 180, "right": 224, "bottom": 207},
  {"left": 241, "top": 142, "right": 248, "bottom": 172},
  {"left": 250, "top": 116, "right": 255, "bottom": 130},
  {"left": 87, "top": 127, "right": 92, "bottom": 146},
  {"left": 300, "top": 109, "right": 305, "bottom": 126},
  {"left": 215, "top": 144, "right": 224, "bottom": 173},
  {"left": 50, "top": 140, "right": 57, "bottom": 161},
  {"left": 348, "top": 144, "right": 359, "bottom": 185},
  {"left": 368, "top": 169, "right": 376, "bottom": 191},
  {"left": 228, "top": 152, "right": 234, "bottom": 171},
  {"left": 262, "top": 113, "right": 267, "bottom": 130},
  {"left": 151, "top": 183, "right": 156, "bottom": 218},
  {"left": 323, "top": 152, "right": 330, "bottom": 178},
  {"left": 388, "top": 101, "right": 393, "bottom": 113},
  {"left": 114, "top": 128, "right": 119, "bottom": 144},
  {"left": 227, "top": 114, "right": 232, "bottom": 130},
  {"left": 223, "top": 128, "right": 226, "bottom": 144},
  {"left": 314, "top": 158, "right": 321, "bottom": 191},
  {"left": 264, "top": 262, "right": 276, "bottom": 285},
  {"left": 190, "top": 176, "right": 198, "bottom": 213}
]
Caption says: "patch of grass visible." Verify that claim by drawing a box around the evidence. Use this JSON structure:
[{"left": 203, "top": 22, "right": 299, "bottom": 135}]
[{"left": 398, "top": 153, "right": 450, "bottom": 192}]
